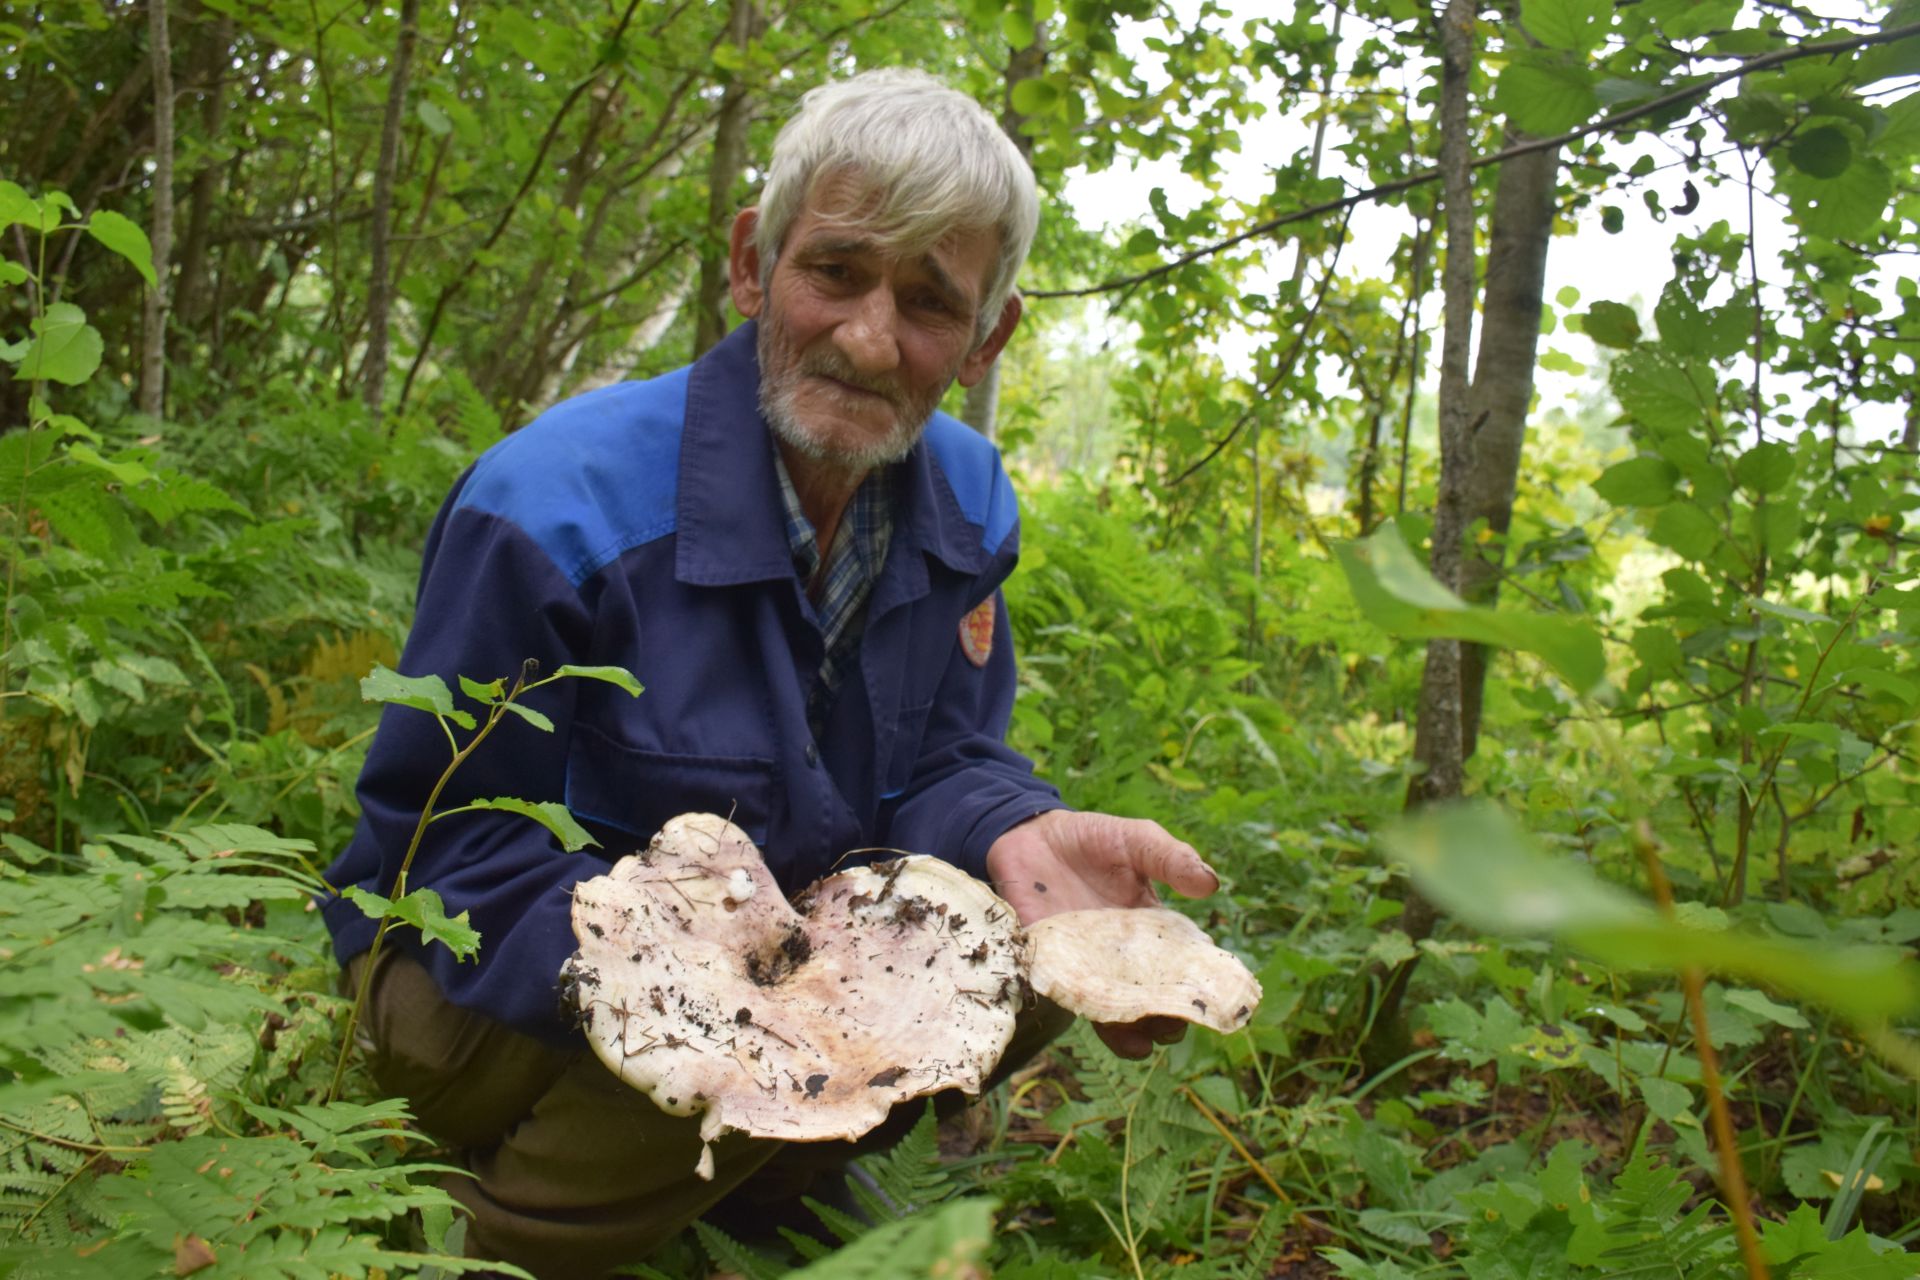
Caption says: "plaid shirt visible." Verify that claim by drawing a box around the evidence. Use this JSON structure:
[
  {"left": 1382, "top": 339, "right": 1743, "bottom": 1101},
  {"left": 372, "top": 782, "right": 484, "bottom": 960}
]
[{"left": 774, "top": 452, "right": 896, "bottom": 737}]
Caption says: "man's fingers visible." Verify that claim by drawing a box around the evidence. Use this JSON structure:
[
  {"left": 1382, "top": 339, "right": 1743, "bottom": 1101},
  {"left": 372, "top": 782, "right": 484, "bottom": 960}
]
[
  {"left": 1143, "top": 1016, "right": 1186, "bottom": 1045},
  {"left": 1094, "top": 1016, "right": 1189, "bottom": 1058},
  {"left": 1094, "top": 1021, "right": 1156, "bottom": 1059},
  {"left": 1131, "top": 821, "right": 1219, "bottom": 899}
]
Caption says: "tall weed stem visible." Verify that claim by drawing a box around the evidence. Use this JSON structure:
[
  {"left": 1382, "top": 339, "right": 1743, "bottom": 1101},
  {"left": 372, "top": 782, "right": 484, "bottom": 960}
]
[{"left": 1636, "top": 823, "right": 1770, "bottom": 1280}]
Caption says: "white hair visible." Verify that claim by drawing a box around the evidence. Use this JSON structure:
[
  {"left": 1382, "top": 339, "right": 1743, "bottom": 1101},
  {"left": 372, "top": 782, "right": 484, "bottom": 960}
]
[{"left": 755, "top": 69, "right": 1039, "bottom": 341}]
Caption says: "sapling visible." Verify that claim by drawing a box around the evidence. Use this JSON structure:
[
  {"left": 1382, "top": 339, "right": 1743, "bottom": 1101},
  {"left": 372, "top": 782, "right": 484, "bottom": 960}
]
[{"left": 326, "top": 657, "right": 641, "bottom": 1102}]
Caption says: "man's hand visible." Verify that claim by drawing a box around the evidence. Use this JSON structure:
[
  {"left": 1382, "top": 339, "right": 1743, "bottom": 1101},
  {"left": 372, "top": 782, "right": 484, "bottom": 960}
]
[{"left": 986, "top": 810, "right": 1219, "bottom": 1060}]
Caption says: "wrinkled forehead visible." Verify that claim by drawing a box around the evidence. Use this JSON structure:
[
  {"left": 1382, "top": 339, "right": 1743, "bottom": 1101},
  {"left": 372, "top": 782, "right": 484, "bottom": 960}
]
[{"left": 791, "top": 168, "right": 1000, "bottom": 287}]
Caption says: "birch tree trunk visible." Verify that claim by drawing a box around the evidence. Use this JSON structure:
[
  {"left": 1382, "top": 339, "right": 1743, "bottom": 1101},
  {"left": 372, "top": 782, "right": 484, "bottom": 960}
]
[
  {"left": 362, "top": 0, "right": 420, "bottom": 418},
  {"left": 139, "top": 0, "right": 176, "bottom": 419},
  {"left": 960, "top": 26, "right": 1047, "bottom": 439},
  {"left": 1406, "top": 0, "right": 1479, "bottom": 811}
]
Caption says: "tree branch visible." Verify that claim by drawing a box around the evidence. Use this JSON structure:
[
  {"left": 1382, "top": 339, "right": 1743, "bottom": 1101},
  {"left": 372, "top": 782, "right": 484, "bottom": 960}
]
[{"left": 1027, "top": 19, "right": 1920, "bottom": 301}]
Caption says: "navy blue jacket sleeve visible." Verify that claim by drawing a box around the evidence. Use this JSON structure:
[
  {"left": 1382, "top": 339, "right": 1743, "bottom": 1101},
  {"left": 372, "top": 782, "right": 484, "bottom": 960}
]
[
  {"left": 322, "top": 472, "right": 610, "bottom": 1043},
  {"left": 882, "top": 536, "right": 1067, "bottom": 885}
]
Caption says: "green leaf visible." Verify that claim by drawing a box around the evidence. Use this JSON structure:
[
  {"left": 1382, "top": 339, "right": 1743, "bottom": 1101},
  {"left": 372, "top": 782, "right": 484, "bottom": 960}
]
[
  {"left": 552, "top": 664, "right": 643, "bottom": 697},
  {"left": 1494, "top": 58, "right": 1599, "bottom": 134},
  {"left": 1750, "top": 597, "right": 1830, "bottom": 626},
  {"left": 1582, "top": 301, "right": 1641, "bottom": 349},
  {"left": 341, "top": 886, "right": 481, "bottom": 961},
  {"left": 1520, "top": 0, "right": 1611, "bottom": 52},
  {"left": 459, "top": 674, "right": 505, "bottom": 704},
  {"left": 1600, "top": 205, "right": 1624, "bottom": 234},
  {"left": 500, "top": 700, "right": 556, "bottom": 733},
  {"left": 1010, "top": 77, "right": 1060, "bottom": 116},
  {"left": 1788, "top": 125, "right": 1854, "bottom": 178},
  {"left": 360, "top": 664, "right": 477, "bottom": 729},
  {"left": 1611, "top": 352, "right": 1714, "bottom": 433},
  {"left": 1646, "top": 503, "right": 1722, "bottom": 561},
  {"left": 1780, "top": 156, "right": 1892, "bottom": 240},
  {"left": 1385, "top": 803, "right": 1920, "bottom": 1030},
  {"left": 67, "top": 442, "right": 152, "bottom": 486},
  {"left": 1592, "top": 456, "right": 1678, "bottom": 507},
  {"left": 0, "top": 181, "right": 40, "bottom": 234},
  {"left": 1725, "top": 988, "right": 1811, "bottom": 1029},
  {"left": 1001, "top": 9, "right": 1036, "bottom": 47},
  {"left": 1734, "top": 441, "right": 1794, "bottom": 494},
  {"left": 1843, "top": 668, "right": 1917, "bottom": 706},
  {"left": 455, "top": 798, "right": 599, "bottom": 851},
  {"left": 12, "top": 302, "right": 103, "bottom": 385},
  {"left": 417, "top": 99, "right": 452, "bottom": 136},
  {"left": 1334, "top": 527, "right": 1607, "bottom": 695},
  {"left": 1638, "top": 1076, "right": 1692, "bottom": 1122},
  {"left": 85, "top": 210, "right": 157, "bottom": 287},
  {"left": 1762, "top": 721, "right": 1840, "bottom": 750},
  {"left": 1877, "top": 89, "right": 1920, "bottom": 157}
]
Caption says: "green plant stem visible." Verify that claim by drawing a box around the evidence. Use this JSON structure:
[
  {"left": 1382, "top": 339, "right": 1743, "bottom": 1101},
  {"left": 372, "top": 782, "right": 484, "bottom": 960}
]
[
  {"left": 1636, "top": 827, "right": 1770, "bottom": 1280},
  {"left": 1757, "top": 1014, "right": 1831, "bottom": 1186},
  {"left": 1178, "top": 1083, "right": 1290, "bottom": 1204},
  {"left": 0, "top": 1117, "right": 150, "bottom": 1156},
  {"left": 12, "top": 1152, "right": 97, "bottom": 1240},
  {"left": 325, "top": 663, "right": 532, "bottom": 1103}
]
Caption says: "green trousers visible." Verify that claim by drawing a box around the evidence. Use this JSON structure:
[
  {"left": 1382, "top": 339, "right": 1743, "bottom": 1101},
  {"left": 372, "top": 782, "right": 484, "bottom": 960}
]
[{"left": 348, "top": 948, "right": 1071, "bottom": 1279}]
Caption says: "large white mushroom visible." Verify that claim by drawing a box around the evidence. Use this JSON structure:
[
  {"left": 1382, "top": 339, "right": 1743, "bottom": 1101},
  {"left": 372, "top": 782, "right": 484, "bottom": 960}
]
[
  {"left": 563, "top": 814, "right": 1027, "bottom": 1178},
  {"left": 564, "top": 813, "right": 1262, "bottom": 1176},
  {"left": 1024, "top": 907, "right": 1261, "bottom": 1035}
]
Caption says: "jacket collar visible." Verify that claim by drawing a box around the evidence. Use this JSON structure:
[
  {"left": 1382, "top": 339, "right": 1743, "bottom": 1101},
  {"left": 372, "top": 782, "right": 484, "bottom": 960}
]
[{"left": 675, "top": 321, "right": 991, "bottom": 587}]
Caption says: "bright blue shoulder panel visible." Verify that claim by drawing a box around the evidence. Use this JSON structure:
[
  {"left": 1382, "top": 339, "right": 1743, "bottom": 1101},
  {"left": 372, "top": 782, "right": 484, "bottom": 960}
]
[
  {"left": 923, "top": 411, "right": 1017, "bottom": 554},
  {"left": 457, "top": 370, "right": 690, "bottom": 588}
]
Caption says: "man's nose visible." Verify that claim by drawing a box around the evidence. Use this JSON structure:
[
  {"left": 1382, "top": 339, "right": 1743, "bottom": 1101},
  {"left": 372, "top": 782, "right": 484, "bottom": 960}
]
[{"left": 833, "top": 287, "right": 902, "bottom": 375}]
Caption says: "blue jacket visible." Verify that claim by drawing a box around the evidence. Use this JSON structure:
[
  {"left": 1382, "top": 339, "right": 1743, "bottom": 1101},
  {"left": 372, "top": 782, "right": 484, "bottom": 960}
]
[{"left": 322, "top": 322, "right": 1063, "bottom": 1042}]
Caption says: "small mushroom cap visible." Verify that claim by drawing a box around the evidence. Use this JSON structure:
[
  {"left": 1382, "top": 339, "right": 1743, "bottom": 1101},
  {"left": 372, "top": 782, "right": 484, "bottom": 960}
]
[
  {"left": 1026, "top": 908, "right": 1261, "bottom": 1034},
  {"left": 565, "top": 814, "right": 1027, "bottom": 1158}
]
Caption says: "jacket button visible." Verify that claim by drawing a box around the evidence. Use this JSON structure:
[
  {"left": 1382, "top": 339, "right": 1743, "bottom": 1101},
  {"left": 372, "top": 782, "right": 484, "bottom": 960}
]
[{"left": 804, "top": 743, "right": 819, "bottom": 767}]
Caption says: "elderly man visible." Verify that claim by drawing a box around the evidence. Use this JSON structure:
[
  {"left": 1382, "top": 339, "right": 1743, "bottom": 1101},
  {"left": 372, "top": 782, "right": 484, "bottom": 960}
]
[{"left": 323, "top": 69, "right": 1216, "bottom": 1277}]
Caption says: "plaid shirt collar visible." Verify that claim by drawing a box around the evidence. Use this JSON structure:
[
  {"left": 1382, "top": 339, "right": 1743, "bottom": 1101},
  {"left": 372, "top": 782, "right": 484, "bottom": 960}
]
[{"left": 773, "top": 449, "right": 896, "bottom": 731}]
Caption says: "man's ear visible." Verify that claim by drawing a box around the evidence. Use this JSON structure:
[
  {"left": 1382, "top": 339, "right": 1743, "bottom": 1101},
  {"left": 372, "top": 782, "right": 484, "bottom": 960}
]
[
  {"left": 728, "top": 208, "right": 765, "bottom": 319},
  {"left": 957, "top": 292, "right": 1023, "bottom": 387}
]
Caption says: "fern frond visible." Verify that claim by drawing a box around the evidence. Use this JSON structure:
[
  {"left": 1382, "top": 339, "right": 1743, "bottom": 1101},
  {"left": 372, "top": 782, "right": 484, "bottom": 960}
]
[
  {"left": 778, "top": 1224, "right": 837, "bottom": 1262},
  {"left": 693, "top": 1219, "right": 791, "bottom": 1280},
  {"left": 785, "top": 1197, "right": 996, "bottom": 1280},
  {"left": 802, "top": 1193, "right": 871, "bottom": 1246},
  {"left": 849, "top": 1103, "right": 951, "bottom": 1220}
]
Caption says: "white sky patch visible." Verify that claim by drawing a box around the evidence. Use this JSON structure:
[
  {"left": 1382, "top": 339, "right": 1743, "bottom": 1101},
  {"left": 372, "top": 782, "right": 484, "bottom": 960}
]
[{"left": 1060, "top": 1, "right": 1914, "bottom": 446}]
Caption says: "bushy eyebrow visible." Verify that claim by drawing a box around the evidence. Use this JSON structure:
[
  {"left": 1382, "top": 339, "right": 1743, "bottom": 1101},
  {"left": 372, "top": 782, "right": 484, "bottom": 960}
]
[{"left": 793, "top": 234, "right": 972, "bottom": 313}]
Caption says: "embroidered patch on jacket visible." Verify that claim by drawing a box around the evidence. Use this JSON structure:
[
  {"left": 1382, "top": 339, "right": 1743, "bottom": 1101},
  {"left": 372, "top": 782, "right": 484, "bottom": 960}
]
[{"left": 959, "top": 596, "right": 996, "bottom": 668}]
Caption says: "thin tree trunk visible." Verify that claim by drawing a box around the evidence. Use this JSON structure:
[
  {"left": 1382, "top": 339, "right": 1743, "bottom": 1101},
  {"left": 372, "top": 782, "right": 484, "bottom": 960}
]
[
  {"left": 691, "top": 0, "right": 759, "bottom": 361},
  {"left": 140, "top": 0, "right": 176, "bottom": 419},
  {"left": 363, "top": 0, "right": 420, "bottom": 418},
  {"left": 1359, "top": 220, "right": 1428, "bottom": 535},
  {"left": 960, "top": 24, "right": 1048, "bottom": 439},
  {"left": 397, "top": 0, "right": 646, "bottom": 412},
  {"left": 175, "top": 6, "right": 233, "bottom": 326},
  {"left": 1363, "top": 0, "right": 1478, "bottom": 1075},
  {"left": 1456, "top": 142, "right": 1561, "bottom": 756},
  {"left": 961, "top": 372, "right": 1001, "bottom": 438},
  {"left": 1406, "top": 0, "right": 1478, "bottom": 811}
]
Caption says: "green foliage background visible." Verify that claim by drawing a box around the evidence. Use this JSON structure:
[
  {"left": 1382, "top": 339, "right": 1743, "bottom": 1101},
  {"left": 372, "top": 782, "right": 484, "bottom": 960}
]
[{"left": 2, "top": 0, "right": 1919, "bottom": 1275}]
